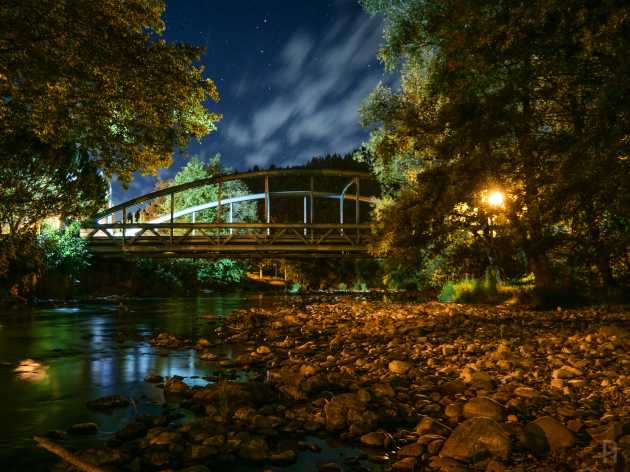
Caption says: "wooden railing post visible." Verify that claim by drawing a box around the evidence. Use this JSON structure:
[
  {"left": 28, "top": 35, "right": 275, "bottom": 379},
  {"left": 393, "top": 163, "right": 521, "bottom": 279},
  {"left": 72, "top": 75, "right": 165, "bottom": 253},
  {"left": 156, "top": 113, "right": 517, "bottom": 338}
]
[
  {"left": 122, "top": 207, "right": 127, "bottom": 246},
  {"left": 309, "top": 176, "right": 314, "bottom": 241},
  {"left": 229, "top": 202, "right": 234, "bottom": 235},
  {"left": 264, "top": 175, "right": 270, "bottom": 236},
  {"left": 216, "top": 183, "right": 222, "bottom": 234},
  {"left": 170, "top": 193, "right": 174, "bottom": 244},
  {"left": 355, "top": 177, "right": 360, "bottom": 241}
]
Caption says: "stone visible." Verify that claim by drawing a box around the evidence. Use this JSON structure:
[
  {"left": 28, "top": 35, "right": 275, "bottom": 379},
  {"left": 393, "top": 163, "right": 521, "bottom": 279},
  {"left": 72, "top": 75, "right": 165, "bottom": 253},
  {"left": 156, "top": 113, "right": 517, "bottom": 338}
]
[
  {"left": 463, "top": 397, "right": 505, "bottom": 422},
  {"left": 68, "top": 422, "right": 98, "bottom": 435},
  {"left": 552, "top": 366, "right": 583, "bottom": 379},
  {"left": 144, "top": 373, "right": 163, "bottom": 383},
  {"left": 183, "top": 444, "right": 213, "bottom": 461},
  {"left": 587, "top": 422, "right": 622, "bottom": 442},
  {"left": 486, "top": 459, "right": 507, "bottom": 472},
  {"left": 319, "top": 463, "right": 342, "bottom": 472},
  {"left": 389, "top": 360, "right": 412, "bottom": 375},
  {"left": 445, "top": 404, "right": 462, "bottom": 420},
  {"left": 239, "top": 436, "right": 269, "bottom": 462},
  {"left": 149, "top": 430, "right": 180, "bottom": 446},
  {"left": 85, "top": 394, "right": 129, "bottom": 410},
  {"left": 416, "top": 416, "right": 452, "bottom": 436},
  {"left": 164, "top": 377, "right": 190, "bottom": 395},
  {"left": 525, "top": 416, "right": 575, "bottom": 453},
  {"left": 372, "top": 382, "right": 396, "bottom": 397},
  {"left": 440, "top": 417, "right": 511, "bottom": 462},
  {"left": 391, "top": 457, "right": 417, "bottom": 470},
  {"left": 299, "top": 364, "right": 317, "bottom": 376},
  {"left": 397, "top": 442, "right": 423, "bottom": 457},
  {"left": 256, "top": 345, "right": 271, "bottom": 355},
  {"left": 429, "top": 456, "right": 469, "bottom": 472},
  {"left": 441, "top": 379, "right": 468, "bottom": 395},
  {"left": 513, "top": 386, "right": 539, "bottom": 398},
  {"left": 270, "top": 449, "right": 297, "bottom": 465},
  {"left": 360, "top": 432, "right": 390, "bottom": 448}
]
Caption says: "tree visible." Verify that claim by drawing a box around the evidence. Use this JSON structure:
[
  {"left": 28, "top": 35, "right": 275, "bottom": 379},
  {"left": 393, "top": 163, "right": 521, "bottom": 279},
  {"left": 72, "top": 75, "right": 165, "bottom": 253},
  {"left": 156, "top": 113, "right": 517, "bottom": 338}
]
[
  {"left": 0, "top": 0, "right": 221, "bottom": 232},
  {"left": 360, "top": 0, "right": 630, "bottom": 289},
  {"left": 158, "top": 154, "right": 257, "bottom": 223}
]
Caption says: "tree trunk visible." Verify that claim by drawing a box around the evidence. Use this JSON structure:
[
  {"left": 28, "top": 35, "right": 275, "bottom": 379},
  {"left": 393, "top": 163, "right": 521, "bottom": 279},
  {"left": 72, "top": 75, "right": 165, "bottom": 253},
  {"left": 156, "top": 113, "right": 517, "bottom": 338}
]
[{"left": 530, "top": 253, "right": 554, "bottom": 290}]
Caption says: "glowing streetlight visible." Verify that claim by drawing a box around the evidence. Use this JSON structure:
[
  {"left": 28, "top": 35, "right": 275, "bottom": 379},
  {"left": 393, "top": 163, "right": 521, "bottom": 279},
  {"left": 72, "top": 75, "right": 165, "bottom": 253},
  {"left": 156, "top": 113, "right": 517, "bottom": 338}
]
[{"left": 486, "top": 190, "right": 505, "bottom": 208}]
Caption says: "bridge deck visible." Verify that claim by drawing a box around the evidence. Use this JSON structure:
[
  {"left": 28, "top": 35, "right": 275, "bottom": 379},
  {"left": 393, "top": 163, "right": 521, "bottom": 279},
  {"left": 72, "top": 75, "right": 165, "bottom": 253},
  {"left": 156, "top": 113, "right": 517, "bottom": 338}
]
[{"left": 86, "top": 223, "right": 371, "bottom": 258}]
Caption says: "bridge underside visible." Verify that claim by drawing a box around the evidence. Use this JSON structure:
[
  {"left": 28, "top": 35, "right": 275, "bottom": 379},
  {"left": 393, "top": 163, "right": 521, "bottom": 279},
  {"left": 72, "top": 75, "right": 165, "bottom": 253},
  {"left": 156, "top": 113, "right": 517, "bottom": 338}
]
[{"left": 86, "top": 223, "right": 371, "bottom": 258}]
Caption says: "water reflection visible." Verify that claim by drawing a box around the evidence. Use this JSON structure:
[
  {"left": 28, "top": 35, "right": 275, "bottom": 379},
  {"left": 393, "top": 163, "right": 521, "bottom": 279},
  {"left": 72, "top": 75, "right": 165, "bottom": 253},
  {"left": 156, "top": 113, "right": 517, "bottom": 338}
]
[
  {"left": 14, "top": 359, "right": 48, "bottom": 382},
  {"left": 0, "top": 295, "right": 252, "bottom": 471}
]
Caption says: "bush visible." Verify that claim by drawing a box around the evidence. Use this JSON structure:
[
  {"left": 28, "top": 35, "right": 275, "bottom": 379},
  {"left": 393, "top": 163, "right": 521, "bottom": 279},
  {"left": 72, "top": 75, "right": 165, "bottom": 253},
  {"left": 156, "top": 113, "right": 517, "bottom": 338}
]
[
  {"left": 438, "top": 269, "right": 521, "bottom": 304},
  {"left": 39, "top": 221, "right": 91, "bottom": 278}
]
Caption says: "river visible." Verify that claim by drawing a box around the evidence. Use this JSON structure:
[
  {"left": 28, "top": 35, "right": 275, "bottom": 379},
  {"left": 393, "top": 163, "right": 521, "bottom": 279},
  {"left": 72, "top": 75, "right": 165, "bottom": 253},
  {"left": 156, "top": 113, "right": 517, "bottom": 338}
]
[{"left": 0, "top": 295, "right": 368, "bottom": 471}]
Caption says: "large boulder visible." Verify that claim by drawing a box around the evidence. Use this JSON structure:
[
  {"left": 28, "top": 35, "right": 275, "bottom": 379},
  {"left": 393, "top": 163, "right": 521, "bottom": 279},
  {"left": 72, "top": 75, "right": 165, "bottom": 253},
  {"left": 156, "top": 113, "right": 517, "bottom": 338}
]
[
  {"left": 440, "top": 417, "right": 511, "bottom": 462},
  {"left": 462, "top": 397, "right": 505, "bottom": 422},
  {"left": 524, "top": 416, "right": 575, "bottom": 454}
]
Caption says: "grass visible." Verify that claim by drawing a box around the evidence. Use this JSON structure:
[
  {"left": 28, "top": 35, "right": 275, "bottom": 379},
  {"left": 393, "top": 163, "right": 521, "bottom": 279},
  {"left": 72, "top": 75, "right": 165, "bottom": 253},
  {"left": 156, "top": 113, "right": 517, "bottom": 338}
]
[{"left": 438, "top": 270, "right": 529, "bottom": 304}]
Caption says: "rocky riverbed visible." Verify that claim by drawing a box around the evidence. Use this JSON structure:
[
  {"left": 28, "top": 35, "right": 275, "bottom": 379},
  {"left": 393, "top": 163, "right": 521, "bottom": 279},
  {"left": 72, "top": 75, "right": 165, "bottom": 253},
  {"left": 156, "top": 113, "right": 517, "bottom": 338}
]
[{"left": 50, "top": 299, "right": 629, "bottom": 471}]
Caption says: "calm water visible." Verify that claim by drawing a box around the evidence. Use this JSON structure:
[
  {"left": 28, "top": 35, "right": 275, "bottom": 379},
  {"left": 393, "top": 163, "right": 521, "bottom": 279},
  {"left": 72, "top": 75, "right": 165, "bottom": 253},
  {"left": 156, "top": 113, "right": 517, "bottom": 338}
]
[
  {"left": 0, "top": 295, "right": 373, "bottom": 472},
  {"left": 0, "top": 295, "right": 256, "bottom": 471}
]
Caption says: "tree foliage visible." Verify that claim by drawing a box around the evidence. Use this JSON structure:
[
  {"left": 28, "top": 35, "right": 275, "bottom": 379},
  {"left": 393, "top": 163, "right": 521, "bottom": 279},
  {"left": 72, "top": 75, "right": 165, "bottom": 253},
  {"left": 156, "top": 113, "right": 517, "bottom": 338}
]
[
  {"left": 39, "top": 221, "right": 91, "bottom": 279},
  {"left": 0, "top": 0, "right": 220, "bottom": 183},
  {"left": 159, "top": 155, "right": 257, "bottom": 223},
  {"left": 360, "top": 0, "right": 630, "bottom": 289}
]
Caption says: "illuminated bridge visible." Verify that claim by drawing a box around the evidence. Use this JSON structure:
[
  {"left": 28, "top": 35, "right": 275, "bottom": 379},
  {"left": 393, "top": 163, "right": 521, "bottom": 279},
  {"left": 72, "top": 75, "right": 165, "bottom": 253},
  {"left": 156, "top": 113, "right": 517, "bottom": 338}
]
[{"left": 82, "top": 169, "right": 378, "bottom": 258}]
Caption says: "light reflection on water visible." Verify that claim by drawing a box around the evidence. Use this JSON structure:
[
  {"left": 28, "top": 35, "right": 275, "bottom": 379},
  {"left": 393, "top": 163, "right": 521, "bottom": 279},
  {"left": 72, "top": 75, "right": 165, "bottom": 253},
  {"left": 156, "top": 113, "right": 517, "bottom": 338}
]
[{"left": 0, "top": 295, "right": 252, "bottom": 471}]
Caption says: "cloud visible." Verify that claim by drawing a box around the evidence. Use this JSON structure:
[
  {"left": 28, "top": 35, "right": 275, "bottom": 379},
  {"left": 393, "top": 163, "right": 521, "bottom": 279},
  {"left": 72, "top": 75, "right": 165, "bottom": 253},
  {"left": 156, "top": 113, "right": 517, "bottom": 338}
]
[{"left": 224, "top": 9, "right": 386, "bottom": 167}]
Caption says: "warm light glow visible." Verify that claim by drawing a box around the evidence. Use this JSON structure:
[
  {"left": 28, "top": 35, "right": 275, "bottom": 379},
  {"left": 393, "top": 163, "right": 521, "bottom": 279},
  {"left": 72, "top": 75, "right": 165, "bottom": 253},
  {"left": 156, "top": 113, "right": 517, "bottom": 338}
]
[{"left": 486, "top": 190, "right": 505, "bottom": 207}]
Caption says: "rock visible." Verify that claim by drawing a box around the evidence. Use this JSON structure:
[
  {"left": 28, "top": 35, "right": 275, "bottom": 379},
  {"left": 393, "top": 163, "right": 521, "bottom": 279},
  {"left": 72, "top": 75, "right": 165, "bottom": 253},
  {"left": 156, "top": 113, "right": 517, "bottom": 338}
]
[
  {"left": 462, "top": 397, "right": 505, "bottom": 421},
  {"left": 360, "top": 432, "right": 390, "bottom": 448},
  {"left": 144, "top": 373, "right": 163, "bottom": 383},
  {"left": 319, "top": 463, "right": 342, "bottom": 472},
  {"left": 525, "top": 416, "right": 575, "bottom": 453},
  {"left": 183, "top": 444, "right": 213, "bottom": 461},
  {"left": 372, "top": 382, "right": 396, "bottom": 397},
  {"left": 513, "top": 386, "right": 539, "bottom": 398},
  {"left": 391, "top": 457, "right": 417, "bottom": 470},
  {"left": 85, "top": 394, "right": 129, "bottom": 410},
  {"left": 445, "top": 404, "right": 462, "bottom": 420},
  {"left": 587, "top": 422, "right": 622, "bottom": 442},
  {"left": 389, "top": 360, "right": 412, "bottom": 375},
  {"left": 567, "top": 418, "right": 583, "bottom": 433},
  {"left": 239, "top": 436, "right": 269, "bottom": 462},
  {"left": 430, "top": 456, "right": 472, "bottom": 472},
  {"left": 299, "top": 364, "right": 317, "bottom": 376},
  {"left": 397, "top": 442, "right": 423, "bottom": 457},
  {"left": 416, "top": 416, "right": 452, "bottom": 436},
  {"left": 164, "top": 377, "right": 190, "bottom": 395},
  {"left": 179, "top": 466, "right": 211, "bottom": 472},
  {"left": 461, "top": 369, "right": 494, "bottom": 390},
  {"left": 148, "top": 430, "right": 180, "bottom": 446},
  {"left": 440, "top": 417, "right": 511, "bottom": 462},
  {"left": 552, "top": 366, "right": 583, "bottom": 379},
  {"left": 270, "top": 449, "right": 297, "bottom": 465},
  {"left": 486, "top": 459, "right": 507, "bottom": 472},
  {"left": 68, "top": 422, "right": 98, "bottom": 435},
  {"left": 256, "top": 345, "right": 271, "bottom": 355},
  {"left": 441, "top": 379, "right": 468, "bottom": 395},
  {"left": 324, "top": 393, "right": 368, "bottom": 432}
]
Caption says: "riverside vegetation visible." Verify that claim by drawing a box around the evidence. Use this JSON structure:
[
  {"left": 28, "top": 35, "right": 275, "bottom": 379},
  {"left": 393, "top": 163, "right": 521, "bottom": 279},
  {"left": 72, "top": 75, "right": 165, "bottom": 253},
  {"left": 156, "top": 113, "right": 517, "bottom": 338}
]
[{"left": 47, "top": 298, "right": 629, "bottom": 471}]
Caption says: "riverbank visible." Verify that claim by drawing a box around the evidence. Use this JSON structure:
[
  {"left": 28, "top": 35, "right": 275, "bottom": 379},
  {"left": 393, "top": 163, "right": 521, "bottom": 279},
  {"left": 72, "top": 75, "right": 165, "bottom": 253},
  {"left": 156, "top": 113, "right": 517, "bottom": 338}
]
[{"left": 45, "top": 298, "right": 629, "bottom": 471}]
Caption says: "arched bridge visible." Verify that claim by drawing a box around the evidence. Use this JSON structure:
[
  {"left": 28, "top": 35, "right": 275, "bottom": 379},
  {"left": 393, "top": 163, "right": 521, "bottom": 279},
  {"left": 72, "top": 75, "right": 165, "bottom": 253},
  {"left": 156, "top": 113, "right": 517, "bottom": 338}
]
[{"left": 83, "top": 169, "right": 378, "bottom": 258}]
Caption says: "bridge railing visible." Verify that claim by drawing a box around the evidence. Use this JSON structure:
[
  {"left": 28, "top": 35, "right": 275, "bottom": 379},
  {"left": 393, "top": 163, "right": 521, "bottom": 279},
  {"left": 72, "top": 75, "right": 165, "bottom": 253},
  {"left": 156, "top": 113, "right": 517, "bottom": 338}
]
[{"left": 84, "top": 222, "right": 373, "bottom": 257}]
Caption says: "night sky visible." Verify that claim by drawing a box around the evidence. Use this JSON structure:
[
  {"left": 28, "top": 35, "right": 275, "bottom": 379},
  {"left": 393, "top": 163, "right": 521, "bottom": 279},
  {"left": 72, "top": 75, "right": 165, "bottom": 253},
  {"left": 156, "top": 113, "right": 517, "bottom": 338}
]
[{"left": 112, "top": 0, "right": 391, "bottom": 204}]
